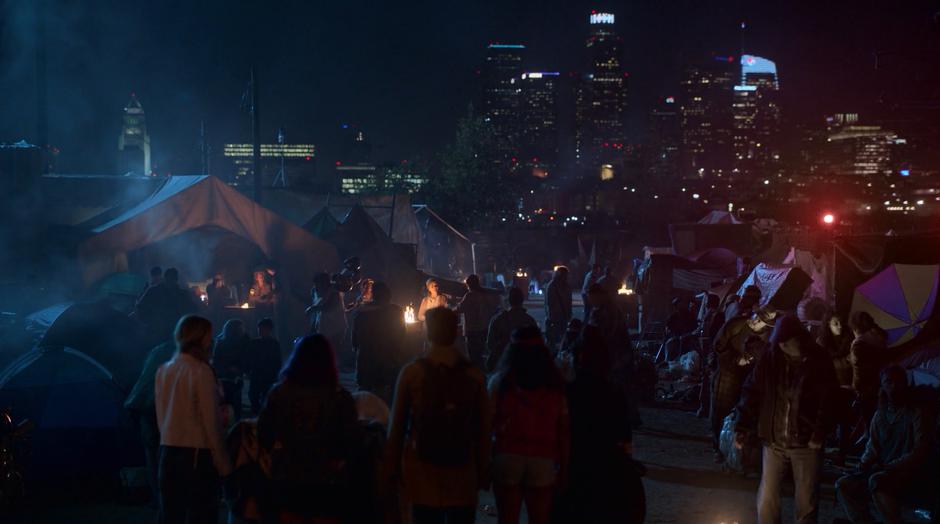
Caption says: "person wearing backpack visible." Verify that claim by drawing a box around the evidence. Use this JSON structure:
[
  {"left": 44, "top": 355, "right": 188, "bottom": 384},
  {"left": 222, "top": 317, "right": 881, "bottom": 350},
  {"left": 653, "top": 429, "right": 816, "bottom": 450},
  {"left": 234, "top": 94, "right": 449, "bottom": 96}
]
[
  {"left": 256, "top": 334, "right": 363, "bottom": 523},
  {"left": 489, "top": 328, "right": 569, "bottom": 524},
  {"left": 385, "top": 306, "right": 492, "bottom": 524}
]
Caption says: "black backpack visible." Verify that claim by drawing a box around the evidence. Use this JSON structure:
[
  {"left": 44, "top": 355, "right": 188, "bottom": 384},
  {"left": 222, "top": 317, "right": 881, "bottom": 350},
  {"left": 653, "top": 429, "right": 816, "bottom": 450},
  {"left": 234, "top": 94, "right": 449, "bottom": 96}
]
[{"left": 413, "top": 358, "right": 480, "bottom": 467}]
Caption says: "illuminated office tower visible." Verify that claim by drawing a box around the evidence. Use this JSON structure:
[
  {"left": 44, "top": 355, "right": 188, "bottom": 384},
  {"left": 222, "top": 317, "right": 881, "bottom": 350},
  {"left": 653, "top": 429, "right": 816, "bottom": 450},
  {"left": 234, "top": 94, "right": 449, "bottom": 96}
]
[
  {"left": 575, "top": 11, "right": 628, "bottom": 175},
  {"left": 648, "top": 96, "right": 680, "bottom": 181},
  {"left": 223, "top": 143, "right": 317, "bottom": 189},
  {"left": 679, "top": 56, "right": 736, "bottom": 179},
  {"left": 481, "top": 43, "right": 525, "bottom": 168},
  {"left": 732, "top": 55, "right": 782, "bottom": 177},
  {"left": 118, "top": 94, "right": 151, "bottom": 175},
  {"left": 518, "top": 71, "right": 560, "bottom": 177}
]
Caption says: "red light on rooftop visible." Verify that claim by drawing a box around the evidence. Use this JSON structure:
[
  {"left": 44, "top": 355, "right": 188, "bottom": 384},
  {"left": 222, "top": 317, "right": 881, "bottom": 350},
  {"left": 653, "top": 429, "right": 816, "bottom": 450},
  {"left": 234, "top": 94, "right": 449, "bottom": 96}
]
[
  {"left": 305, "top": 155, "right": 311, "bottom": 161},
  {"left": 335, "top": 161, "right": 341, "bottom": 166}
]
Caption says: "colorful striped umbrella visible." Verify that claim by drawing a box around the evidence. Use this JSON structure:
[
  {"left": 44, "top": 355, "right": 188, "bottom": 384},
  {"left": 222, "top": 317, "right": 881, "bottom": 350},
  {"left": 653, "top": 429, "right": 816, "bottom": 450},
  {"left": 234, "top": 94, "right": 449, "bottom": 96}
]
[{"left": 851, "top": 264, "right": 940, "bottom": 347}]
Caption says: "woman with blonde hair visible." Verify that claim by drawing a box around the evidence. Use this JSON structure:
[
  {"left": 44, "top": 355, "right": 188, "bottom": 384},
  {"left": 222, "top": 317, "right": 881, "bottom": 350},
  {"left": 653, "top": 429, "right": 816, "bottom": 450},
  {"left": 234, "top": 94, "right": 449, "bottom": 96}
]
[
  {"left": 155, "top": 315, "right": 233, "bottom": 524},
  {"left": 418, "top": 278, "right": 449, "bottom": 322}
]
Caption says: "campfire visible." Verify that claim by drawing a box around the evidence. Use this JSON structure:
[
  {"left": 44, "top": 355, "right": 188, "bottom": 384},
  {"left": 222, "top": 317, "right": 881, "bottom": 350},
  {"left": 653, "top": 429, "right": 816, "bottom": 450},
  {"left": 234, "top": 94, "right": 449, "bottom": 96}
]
[{"left": 618, "top": 283, "right": 634, "bottom": 296}]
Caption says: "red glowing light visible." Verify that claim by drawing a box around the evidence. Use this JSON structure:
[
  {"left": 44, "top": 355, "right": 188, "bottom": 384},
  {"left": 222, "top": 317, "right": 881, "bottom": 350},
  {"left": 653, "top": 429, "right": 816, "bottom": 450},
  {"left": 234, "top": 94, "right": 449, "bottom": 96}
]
[
  {"left": 305, "top": 156, "right": 311, "bottom": 161},
  {"left": 822, "top": 213, "right": 835, "bottom": 224},
  {"left": 335, "top": 161, "right": 341, "bottom": 166}
]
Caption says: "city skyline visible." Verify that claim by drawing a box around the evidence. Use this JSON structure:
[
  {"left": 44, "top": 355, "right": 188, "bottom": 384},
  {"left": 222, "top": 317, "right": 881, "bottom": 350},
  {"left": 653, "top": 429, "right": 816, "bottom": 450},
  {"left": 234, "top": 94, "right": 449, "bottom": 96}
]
[{"left": 1, "top": 1, "right": 938, "bottom": 175}]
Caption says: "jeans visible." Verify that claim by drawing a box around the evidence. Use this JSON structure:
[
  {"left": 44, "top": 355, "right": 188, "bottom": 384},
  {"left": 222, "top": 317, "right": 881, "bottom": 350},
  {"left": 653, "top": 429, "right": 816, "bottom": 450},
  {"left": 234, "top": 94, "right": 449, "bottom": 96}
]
[
  {"left": 158, "top": 446, "right": 220, "bottom": 524},
  {"left": 132, "top": 409, "right": 161, "bottom": 505},
  {"left": 836, "top": 469, "right": 915, "bottom": 524},
  {"left": 412, "top": 505, "right": 476, "bottom": 524},
  {"left": 757, "top": 445, "right": 821, "bottom": 524},
  {"left": 544, "top": 321, "right": 566, "bottom": 352}
]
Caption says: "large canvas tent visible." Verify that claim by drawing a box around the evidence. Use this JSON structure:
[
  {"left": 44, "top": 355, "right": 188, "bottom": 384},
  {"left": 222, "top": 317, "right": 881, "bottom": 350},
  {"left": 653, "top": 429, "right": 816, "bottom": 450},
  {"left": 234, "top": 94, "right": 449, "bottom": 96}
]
[
  {"left": 413, "top": 205, "right": 474, "bottom": 279},
  {"left": 327, "top": 205, "right": 423, "bottom": 305},
  {"left": 77, "top": 176, "right": 339, "bottom": 339}
]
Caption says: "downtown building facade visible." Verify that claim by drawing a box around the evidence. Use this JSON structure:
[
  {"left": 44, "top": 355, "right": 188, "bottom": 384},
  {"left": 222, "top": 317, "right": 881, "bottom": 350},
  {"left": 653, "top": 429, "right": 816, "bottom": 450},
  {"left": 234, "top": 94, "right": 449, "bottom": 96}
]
[
  {"left": 732, "top": 55, "right": 782, "bottom": 178},
  {"left": 678, "top": 57, "right": 736, "bottom": 179},
  {"left": 575, "top": 12, "right": 628, "bottom": 176},
  {"left": 481, "top": 44, "right": 525, "bottom": 170},
  {"left": 118, "top": 94, "right": 151, "bottom": 176}
]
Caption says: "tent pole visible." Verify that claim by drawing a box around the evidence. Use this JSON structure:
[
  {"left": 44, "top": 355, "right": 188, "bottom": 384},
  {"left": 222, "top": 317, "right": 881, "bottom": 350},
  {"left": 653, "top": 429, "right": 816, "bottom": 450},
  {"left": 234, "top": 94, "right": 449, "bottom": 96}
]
[{"left": 471, "top": 242, "right": 477, "bottom": 276}]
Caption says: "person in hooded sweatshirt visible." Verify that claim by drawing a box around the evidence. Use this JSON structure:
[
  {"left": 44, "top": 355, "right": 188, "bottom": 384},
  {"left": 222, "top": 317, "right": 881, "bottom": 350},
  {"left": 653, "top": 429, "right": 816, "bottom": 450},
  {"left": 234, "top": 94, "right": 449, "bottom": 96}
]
[
  {"left": 351, "top": 281, "right": 406, "bottom": 403},
  {"left": 485, "top": 287, "right": 537, "bottom": 372}
]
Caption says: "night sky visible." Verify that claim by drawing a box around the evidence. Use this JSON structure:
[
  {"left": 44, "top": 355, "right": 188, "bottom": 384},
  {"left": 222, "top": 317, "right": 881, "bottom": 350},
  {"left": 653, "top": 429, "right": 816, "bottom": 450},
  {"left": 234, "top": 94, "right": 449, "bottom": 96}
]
[{"left": 1, "top": 0, "right": 938, "bottom": 174}]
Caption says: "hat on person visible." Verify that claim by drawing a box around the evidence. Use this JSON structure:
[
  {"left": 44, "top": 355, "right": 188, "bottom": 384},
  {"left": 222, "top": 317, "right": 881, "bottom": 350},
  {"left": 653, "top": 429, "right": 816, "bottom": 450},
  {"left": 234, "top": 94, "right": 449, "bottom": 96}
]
[{"left": 755, "top": 308, "right": 777, "bottom": 326}]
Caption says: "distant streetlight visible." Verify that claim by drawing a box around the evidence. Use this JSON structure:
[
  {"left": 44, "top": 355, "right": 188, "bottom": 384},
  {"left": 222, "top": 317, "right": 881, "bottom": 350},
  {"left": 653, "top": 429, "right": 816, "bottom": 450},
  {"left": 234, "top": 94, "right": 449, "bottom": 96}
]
[{"left": 822, "top": 213, "right": 835, "bottom": 225}]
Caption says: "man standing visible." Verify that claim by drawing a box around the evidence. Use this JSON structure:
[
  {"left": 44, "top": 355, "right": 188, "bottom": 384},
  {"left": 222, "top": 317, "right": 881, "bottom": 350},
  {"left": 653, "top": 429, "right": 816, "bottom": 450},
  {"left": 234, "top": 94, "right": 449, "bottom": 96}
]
[
  {"left": 581, "top": 263, "right": 602, "bottom": 322},
  {"left": 835, "top": 366, "right": 937, "bottom": 524},
  {"left": 136, "top": 267, "right": 197, "bottom": 347},
  {"left": 456, "top": 274, "right": 494, "bottom": 369},
  {"left": 352, "top": 282, "right": 405, "bottom": 403},
  {"left": 544, "top": 266, "right": 573, "bottom": 351},
  {"left": 246, "top": 318, "right": 282, "bottom": 413},
  {"left": 735, "top": 315, "right": 838, "bottom": 524},
  {"left": 385, "top": 307, "right": 491, "bottom": 524},
  {"left": 485, "top": 287, "right": 537, "bottom": 371}
]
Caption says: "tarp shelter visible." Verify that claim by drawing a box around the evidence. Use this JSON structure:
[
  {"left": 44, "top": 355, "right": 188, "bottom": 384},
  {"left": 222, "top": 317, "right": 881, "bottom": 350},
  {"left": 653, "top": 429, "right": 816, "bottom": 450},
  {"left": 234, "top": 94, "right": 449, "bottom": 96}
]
[
  {"left": 783, "top": 247, "right": 830, "bottom": 303},
  {"left": 851, "top": 264, "right": 939, "bottom": 348},
  {"left": 413, "top": 205, "right": 474, "bottom": 279},
  {"left": 636, "top": 253, "right": 739, "bottom": 331},
  {"left": 736, "top": 263, "right": 813, "bottom": 311},
  {"left": 77, "top": 176, "right": 339, "bottom": 341},
  {"left": 35, "top": 302, "right": 146, "bottom": 389},
  {"left": 87, "top": 271, "right": 148, "bottom": 314},
  {"left": 894, "top": 345, "right": 940, "bottom": 386},
  {"left": 0, "top": 347, "right": 135, "bottom": 489},
  {"left": 328, "top": 205, "right": 423, "bottom": 306}
]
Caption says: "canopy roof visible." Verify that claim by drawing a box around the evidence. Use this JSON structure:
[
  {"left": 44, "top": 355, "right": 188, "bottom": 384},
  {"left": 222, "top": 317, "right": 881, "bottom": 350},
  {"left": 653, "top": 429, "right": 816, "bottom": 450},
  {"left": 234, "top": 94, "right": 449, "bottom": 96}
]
[
  {"left": 698, "top": 210, "right": 742, "bottom": 225},
  {"left": 413, "top": 205, "right": 474, "bottom": 279},
  {"left": 852, "top": 264, "right": 940, "bottom": 348},
  {"left": 78, "top": 176, "right": 338, "bottom": 291}
]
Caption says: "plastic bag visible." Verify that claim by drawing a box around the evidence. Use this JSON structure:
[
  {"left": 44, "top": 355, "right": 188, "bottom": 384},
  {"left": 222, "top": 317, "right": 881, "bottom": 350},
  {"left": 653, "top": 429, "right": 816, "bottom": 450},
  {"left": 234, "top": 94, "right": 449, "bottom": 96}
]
[
  {"left": 677, "top": 351, "right": 701, "bottom": 375},
  {"left": 718, "top": 411, "right": 760, "bottom": 475}
]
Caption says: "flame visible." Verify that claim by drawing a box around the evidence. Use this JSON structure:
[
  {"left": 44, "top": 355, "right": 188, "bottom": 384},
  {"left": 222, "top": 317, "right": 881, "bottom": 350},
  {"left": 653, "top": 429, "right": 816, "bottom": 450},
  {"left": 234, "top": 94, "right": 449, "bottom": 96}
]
[
  {"left": 240, "top": 302, "right": 250, "bottom": 309},
  {"left": 404, "top": 306, "right": 416, "bottom": 324},
  {"left": 200, "top": 293, "right": 208, "bottom": 303},
  {"left": 618, "top": 283, "right": 634, "bottom": 296}
]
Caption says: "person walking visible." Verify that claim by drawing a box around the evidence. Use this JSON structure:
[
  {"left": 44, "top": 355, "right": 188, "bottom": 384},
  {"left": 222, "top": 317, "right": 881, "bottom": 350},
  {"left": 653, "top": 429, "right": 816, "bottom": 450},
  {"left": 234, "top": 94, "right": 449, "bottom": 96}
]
[
  {"left": 734, "top": 315, "right": 838, "bottom": 524},
  {"left": 351, "top": 281, "right": 406, "bottom": 403},
  {"left": 544, "top": 266, "right": 572, "bottom": 352},
  {"left": 489, "top": 331, "right": 569, "bottom": 524},
  {"left": 246, "top": 318, "right": 282, "bottom": 414},
  {"left": 835, "top": 365, "right": 937, "bottom": 524},
  {"left": 257, "top": 334, "right": 363, "bottom": 523},
  {"left": 154, "top": 315, "right": 233, "bottom": 524},
  {"left": 456, "top": 274, "right": 496, "bottom": 369},
  {"left": 385, "top": 307, "right": 491, "bottom": 524},
  {"left": 485, "top": 287, "right": 537, "bottom": 372}
]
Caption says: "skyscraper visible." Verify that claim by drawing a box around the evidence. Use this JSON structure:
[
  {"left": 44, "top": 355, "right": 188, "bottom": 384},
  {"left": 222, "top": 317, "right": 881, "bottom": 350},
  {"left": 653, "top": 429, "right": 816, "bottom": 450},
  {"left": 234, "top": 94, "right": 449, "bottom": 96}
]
[
  {"left": 648, "top": 96, "right": 680, "bottom": 181},
  {"left": 679, "top": 56, "right": 736, "bottom": 179},
  {"left": 518, "top": 71, "right": 560, "bottom": 177},
  {"left": 732, "top": 55, "right": 782, "bottom": 177},
  {"left": 481, "top": 43, "right": 525, "bottom": 168},
  {"left": 575, "top": 11, "right": 627, "bottom": 175},
  {"left": 118, "top": 94, "right": 151, "bottom": 175}
]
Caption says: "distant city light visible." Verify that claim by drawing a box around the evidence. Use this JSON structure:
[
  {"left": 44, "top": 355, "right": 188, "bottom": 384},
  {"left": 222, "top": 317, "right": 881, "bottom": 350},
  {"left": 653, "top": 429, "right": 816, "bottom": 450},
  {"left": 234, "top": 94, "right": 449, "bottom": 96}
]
[
  {"left": 822, "top": 213, "right": 835, "bottom": 224},
  {"left": 692, "top": 193, "right": 700, "bottom": 199},
  {"left": 590, "top": 12, "right": 615, "bottom": 24},
  {"left": 900, "top": 169, "right": 911, "bottom": 177},
  {"left": 763, "top": 179, "right": 770, "bottom": 185},
  {"left": 917, "top": 200, "right": 925, "bottom": 205},
  {"left": 488, "top": 43, "right": 525, "bottom": 49},
  {"left": 665, "top": 96, "right": 675, "bottom": 104}
]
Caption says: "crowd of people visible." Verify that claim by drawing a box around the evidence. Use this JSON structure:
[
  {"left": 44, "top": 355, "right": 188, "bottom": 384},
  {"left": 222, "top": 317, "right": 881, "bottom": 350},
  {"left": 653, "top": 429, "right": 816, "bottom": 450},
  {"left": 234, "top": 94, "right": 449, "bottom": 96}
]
[
  {"left": 124, "top": 264, "right": 643, "bottom": 524},
  {"left": 657, "top": 283, "right": 939, "bottom": 524}
]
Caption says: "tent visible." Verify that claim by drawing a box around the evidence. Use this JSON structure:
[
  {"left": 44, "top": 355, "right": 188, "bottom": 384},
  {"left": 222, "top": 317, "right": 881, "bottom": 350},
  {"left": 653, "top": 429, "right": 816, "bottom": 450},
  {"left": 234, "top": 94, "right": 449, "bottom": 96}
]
[
  {"left": 636, "top": 253, "right": 739, "bottom": 330},
  {"left": 894, "top": 346, "right": 940, "bottom": 386},
  {"left": 736, "top": 263, "right": 813, "bottom": 311},
  {"left": 77, "top": 176, "right": 339, "bottom": 339},
  {"left": 34, "top": 302, "right": 146, "bottom": 389},
  {"left": 698, "top": 210, "right": 742, "bottom": 225},
  {"left": 413, "top": 205, "right": 474, "bottom": 279},
  {"left": 851, "top": 264, "right": 939, "bottom": 348},
  {"left": 669, "top": 222, "right": 755, "bottom": 257},
  {"left": 783, "top": 247, "right": 830, "bottom": 303},
  {"left": 304, "top": 207, "right": 340, "bottom": 238},
  {"left": 328, "top": 205, "right": 423, "bottom": 306},
  {"left": 0, "top": 347, "right": 135, "bottom": 489}
]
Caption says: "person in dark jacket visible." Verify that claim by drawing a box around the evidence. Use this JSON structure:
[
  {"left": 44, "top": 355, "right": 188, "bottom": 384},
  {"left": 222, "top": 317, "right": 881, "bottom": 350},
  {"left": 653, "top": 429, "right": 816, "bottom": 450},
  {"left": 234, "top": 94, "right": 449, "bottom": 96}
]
[
  {"left": 213, "top": 319, "right": 251, "bottom": 419},
  {"left": 352, "top": 281, "right": 405, "bottom": 403},
  {"left": 709, "top": 308, "right": 775, "bottom": 460},
  {"left": 544, "top": 266, "right": 573, "bottom": 351},
  {"left": 136, "top": 267, "right": 197, "bottom": 346},
  {"left": 734, "top": 314, "right": 838, "bottom": 524},
  {"left": 485, "top": 287, "right": 538, "bottom": 372},
  {"left": 581, "top": 264, "right": 603, "bottom": 322},
  {"left": 457, "top": 274, "right": 497, "bottom": 369},
  {"left": 246, "top": 318, "right": 282, "bottom": 414},
  {"left": 835, "top": 365, "right": 938, "bottom": 524},
  {"left": 849, "top": 311, "right": 888, "bottom": 442},
  {"left": 257, "top": 335, "right": 363, "bottom": 522}
]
